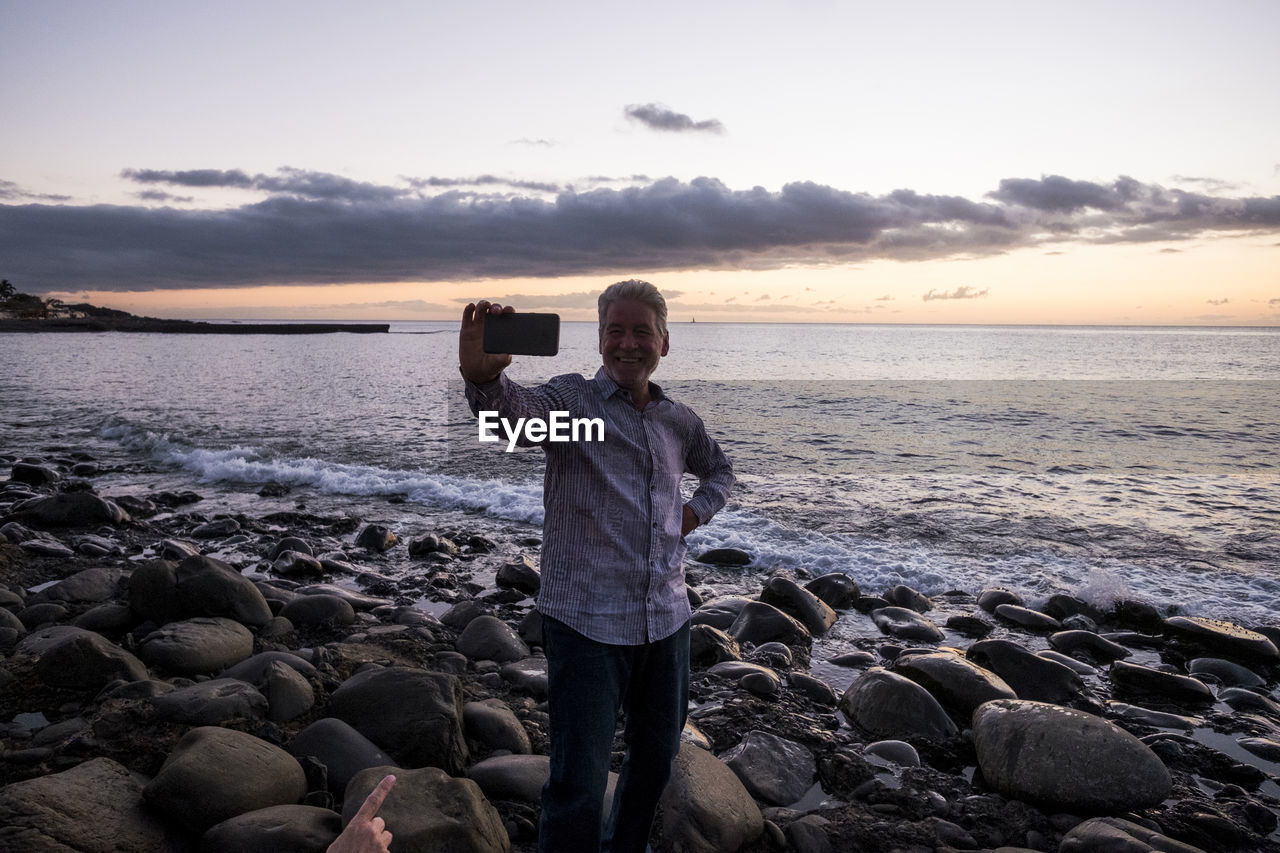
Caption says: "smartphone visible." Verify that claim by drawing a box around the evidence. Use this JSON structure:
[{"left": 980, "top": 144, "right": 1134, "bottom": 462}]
[{"left": 482, "top": 312, "right": 560, "bottom": 356}]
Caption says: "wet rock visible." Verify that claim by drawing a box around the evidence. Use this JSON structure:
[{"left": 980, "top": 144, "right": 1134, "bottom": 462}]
[
  {"left": 202, "top": 804, "right": 342, "bottom": 853},
  {"left": 741, "top": 670, "right": 781, "bottom": 696},
  {"left": 440, "top": 599, "right": 489, "bottom": 631},
  {"left": 1044, "top": 594, "right": 1106, "bottom": 624},
  {"left": 972, "top": 699, "right": 1171, "bottom": 812},
  {"left": 788, "top": 672, "right": 839, "bottom": 706},
  {"left": 32, "top": 628, "right": 148, "bottom": 690},
  {"left": 863, "top": 740, "right": 920, "bottom": 767},
  {"left": 1187, "top": 657, "right": 1265, "bottom": 688},
  {"left": 760, "top": 576, "right": 837, "bottom": 637},
  {"left": 804, "top": 573, "right": 859, "bottom": 610},
  {"left": 1106, "top": 702, "right": 1202, "bottom": 731},
  {"left": 884, "top": 584, "right": 932, "bottom": 613},
  {"left": 268, "top": 536, "right": 314, "bottom": 559},
  {"left": 137, "top": 616, "right": 255, "bottom": 675},
  {"left": 464, "top": 698, "right": 532, "bottom": 755},
  {"left": 1165, "top": 615, "right": 1280, "bottom": 662},
  {"left": 251, "top": 660, "right": 316, "bottom": 722},
  {"left": 747, "top": 641, "right": 793, "bottom": 668},
  {"left": 8, "top": 491, "right": 130, "bottom": 527},
  {"left": 152, "top": 678, "right": 269, "bottom": 725},
  {"left": 191, "top": 516, "right": 241, "bottom": 538},
  {"left": 660, "top": 742, "right": 764, "bottom": 853},
  {"left": 1048, "top": 629, "right": 1131, "bottom": 662},
  {"left": 457, "top": 614, "right": 530, "bottom": 663},
  {"left": 496, "top": 555, "right": 541, "bottom": 595},
  {"left": 690, "top": 624, "right": 743, "bottom": 666},
  {"left": 18, "top": 538, "right": 75, "bottom": 558},
  {"left": 995, "top": 604, "right": 1062, "bottom": 632},
  {"left": 289, "top": 717, "right": 400, "bottom": 795},
  {"left": 74, "top": 600, "right": 133, "bottom": 632},
  {"left": 708, "top": 661, "right": 784, "bottom": 693},
  {"left": 1109, "top": 660, "right": 1214, "bottom": 704},
  {"left": 786, "top": 814, "right": 833, "bottom": 853},
  {"left": 272, "top": 549, "right": 324, "bottom": 578},
  {"left": 944, "top": 614, "right": 993, "bottom": 638},
  {"left": 354, "top": 524, "right": 398, "bottom": 552},
  {"left": 224, "top": 650, "right": 318, "bottom": 681},
  {"left": 977, "top": 588, "right": 1023, "bottom": 612},
  {"left": 691, "top": 596, "right": 754, "bottom": 630},
  {"left": 17, "top": 601, "right": 68, "bottom": 628},
  {"left": 143, "top": 726, "right": 307, "bottom": 833},
  {"left": 870, "top": 606, "right": 944, "bottom": 643},
  {"left": 1059, "top": 816, "right": 1207, "bottom": 853},
  {"left": 344, "top": 765, "right": 509, "bottom": 852},
  {"left": 728, "top": 600, "right": 811, "bottom": 647},
  {"left": 0, "top": 757, "right": 168, "bottom": 851},
  {"left": 408, "top": 532, "right": 459, "bottom": 557},
  {"left": 279, "top": 593, "right": 356, "bottom": 627},
  {"left": 29, "top": 566, "right": 122, "bottom": 605},
  {"left": 328, "top": 666, "right": 469, "bottom": 774},
  {"left": 696, "top": 547, "right": 753, "bottom": 566},
  {"left": 839, "top": 668, "right": 958, "bottom": 742},
  {"left": 130, "top": 553, "right": 273, "bottom": 627},
  {"left": 892, "top": 650, "right": 1017, "bottom": 718},
  {"left": 1218, "top": 687, "right": 1280, "bottom": 716},
  {"left": 296, "top": 583, "right": 392, "bottom": 611},
  {"left": 500, "top": 657, "right": 549, "bottom": 699},
  {"left": 966, "top": 639, "right": 1086, "bottom": 706},
  {"left": 1239, "top": 737, "right": 1280, "bottom": 762},
  {"left": 9, "top": 461, "right": 61, "bottom": 485},
  {"left": 157, "top": 538, "right": 201, "bottom": 561},
  {"left": 721, "top": 730, "right": 816, "bottom": 807}
]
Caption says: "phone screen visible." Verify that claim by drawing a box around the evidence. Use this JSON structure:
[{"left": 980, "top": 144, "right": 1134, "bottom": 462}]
[{"left": 482, "top": 312, "right": 561, "bottom": 356}]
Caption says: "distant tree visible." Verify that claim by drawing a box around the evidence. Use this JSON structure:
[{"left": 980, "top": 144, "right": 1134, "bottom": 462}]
[
  {"left": 44, "top": 297, "right": 65, "bottom": 318},
  {"left": 7, "top": 293, "right": 46, "bottom": 318},
  {"left": 0, "top": 279, "right": 14, "bottom": 301}
]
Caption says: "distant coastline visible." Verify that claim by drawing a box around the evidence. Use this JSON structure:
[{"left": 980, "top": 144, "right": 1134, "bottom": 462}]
[{"left": 0, "top": 316, "right": 389, "bottom": 334}]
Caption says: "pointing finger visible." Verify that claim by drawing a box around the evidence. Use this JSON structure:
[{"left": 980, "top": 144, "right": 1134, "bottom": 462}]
[{"left": 354, "top": 774, "right": 397, "bottom": 823}]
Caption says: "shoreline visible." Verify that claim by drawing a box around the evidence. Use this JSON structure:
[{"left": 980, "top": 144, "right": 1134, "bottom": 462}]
[
  {"left": 0, "top": 317, "right": 389, "bottom": 334},
  {"left": 2, "top": 451, "right": 1279, "bottom": 851}
]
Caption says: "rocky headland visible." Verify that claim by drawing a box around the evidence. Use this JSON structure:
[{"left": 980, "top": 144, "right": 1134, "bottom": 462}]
[{"left": 2, "top": 451, "right": 1279, "bottom": 852}]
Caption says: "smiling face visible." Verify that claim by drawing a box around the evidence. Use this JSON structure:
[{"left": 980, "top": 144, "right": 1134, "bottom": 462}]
[{"left": 599, "top": 297, "right": 670, "bottom": 396}]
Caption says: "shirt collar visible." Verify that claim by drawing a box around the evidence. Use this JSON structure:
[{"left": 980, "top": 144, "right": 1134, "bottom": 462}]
[{"left": 591, "top": 366, "right": 666, "bottom": 403}]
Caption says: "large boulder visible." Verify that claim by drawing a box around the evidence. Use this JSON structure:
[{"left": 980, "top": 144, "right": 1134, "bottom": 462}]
[
  {"left": 342, "top": 765, "right": 509, "bottom": 853},
  {"left": 804, "top": 573, "right": 859, "bottom": 610},
  {"left": 151, "top": 678, "right": 269, "bottom": 725},
  {"left": 892, "top": 650, "right": 1017, "bottom": 718},
  {"left": 972, "top": 699, "right": 1171, "bottom": 812},
  {"left": 1059, "top": 816, "right": 1208, "bottom": 853},
  {"left": 468, "top": 754, "right": 617, "bottom": 810},
  {"left": 31, "top": 627, "right": 148, "bottom": 690},
  {"left": 0, "top": 757, "right": 169, "bottom": 852},
  {"left": 455, "top": 615, "right": 529, "bottom": 663},
  {"left": 760, "top": 576, "right": 837, "bottom": 637},
  {"left": 7, "top": 491, "right": 129, "bottom": 527},
  {"left": 130, "top": 554, "right": 273, "bottom": 627},
  {"left": 966, "top": 639, "right": 1087, "bottom": 705},
  {"left": 28, "top": 567, "right": 122, "bottom": 605},
  {"left": 720, "top": 730, "right": 816, "bottom": 807},
  {"left": 202, "top": 804, "right": 342, "bottom": 853},
  {"left": 464, "top": 698, "right": 532, "bottom": 755},
  {"left": 143, "top": 726, "right": 307, "bottom": 833},
  {"left": 727, "top": 601, "right": 811, "bottom": 647},
  {"left": 870, "top": 607, "right": 944, "bottom": 643},
  {"left": 1164, "top": 616, "right": 1280, "bottom": 663},
  {"left": 839, "top": 668, "right": 958, "bottom": 742},
  {"left": 290, "top": 718, "right": 400, "bottom": 795},
  {"left": 137, "top": 617, "right": 255, "bottom": 675},
  {"left": 328, "top": 666, "right": 469, "bottom": 774},
  {"left": 660, "top": 743, "right": 764, "bottom": 853}
]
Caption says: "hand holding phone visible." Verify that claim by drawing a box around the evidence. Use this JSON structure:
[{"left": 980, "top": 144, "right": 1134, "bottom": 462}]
[{"left": 482, "top": 312, "right": 560, "bottom": 356}]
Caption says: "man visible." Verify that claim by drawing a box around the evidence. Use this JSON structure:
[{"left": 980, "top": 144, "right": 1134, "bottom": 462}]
[{"left": 459, "top": 280, "right": 734, "bottom": 853}]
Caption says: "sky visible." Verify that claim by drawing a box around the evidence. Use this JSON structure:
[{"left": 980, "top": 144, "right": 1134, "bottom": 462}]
[{"left": 2, "top": 0, "right": 1279, "bottom": 325}]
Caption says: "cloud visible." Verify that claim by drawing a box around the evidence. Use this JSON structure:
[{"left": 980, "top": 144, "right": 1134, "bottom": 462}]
[
  {"left": 135, "top": 189, "right": 194, "bottom": 203},
  {"left": 0, "top": 179, "right": 72, "bottom": 202},
  {"left": 875, "top": 295, "right": 895, "bottom": 301},
  {"left": 624, "top": 104, "right": 725, "bottom": 134},
  {"left": 5, "top": 172, "right": 1280, "bottom": 292},
  {"left": 511, "top": 138, "right": 554, "bottom": 147},
  {"left": 1159, "top": 247, "right": 1182, "bottom": 253},
  {"left": 1270, "top": 298, "right": 1280, "bottom": 306},
  {"left": 923, "top": 286, "right": 989, "bottom": 301},
  {"left": 1206, "top": 298, "right": 1229, "bottom": 305}
]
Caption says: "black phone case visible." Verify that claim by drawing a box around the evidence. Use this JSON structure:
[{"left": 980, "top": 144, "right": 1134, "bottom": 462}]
[{"left": 482, "top": 312, "right": 560, "bottom": 356}]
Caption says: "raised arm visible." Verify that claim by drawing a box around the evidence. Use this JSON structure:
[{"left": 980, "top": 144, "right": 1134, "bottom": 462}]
[{"left": 459, "top": 300, "right": 514, "bottom": 384}]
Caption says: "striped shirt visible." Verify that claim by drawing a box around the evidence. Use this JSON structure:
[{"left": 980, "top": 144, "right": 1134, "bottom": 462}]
[{"left": 465, "top": 367, "right": 734, "bottom": 644}]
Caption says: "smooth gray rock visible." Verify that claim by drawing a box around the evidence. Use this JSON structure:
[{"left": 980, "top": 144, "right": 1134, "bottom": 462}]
[
  {"left": 500, "top": 657, "right": 549, "bottom": 699},
  {"left": 760, "top": 576, "right": 837, "bottom": 637},
  {"left": 994, "top": 603, "right": 1062, "bottom": 632},
  {"left": 456, "top": 614, "right": 530, "bottom": 663},
  {"left": 1187, "top": 657, "right": 1265, "bottom": 688},
  {"left": 202, "top": 804, "right": 342, "bottom": 853},
  {"left": 839, "top": 668, "right": 958, "bottom": 742},
  {"left": 721, "top": 730, "right": 816, "bottom": 807},
  {"left": 144, "top": 726, "right": 307, "bottom": 833},
  {"left": 255, "top": 660, "right": 316, "bottom": 722},
  {"left": 893, "top": 650, "right": 1017, "bottom": 717},
  {"left": 138, "top": 616, "right": 255, "bottom": 675},
  {"left": 1165, "top": 615, "right": 1280, "bottom": 662},
  {"left": 72, "top": 602, "right": 135, "bottom": 633},
  {"left": 9, "top": 461, "right": 61, "bottom": 485},
  {"left": 191, "top": 517, "right": 241, "bottom": 538},
  {"left": 271, "top": 550, "right": 324, "bottom": 578},
  {"left": 728, "top": 600, "right": 811, "bottom": 647},
  {"left": 804, "top": 573, "right": 859, "bottom": 610},
  {"left": 972, "top": 699, "right": 1171, "bottom": 812},
  {"left": 29, "top": 567, "right": 122, "bottom": 605},
  {"left": 289, "top": 718, "right": 399, "bottom": 795},
  {"left": 8, "top": 491, "right": 129, "bottom": 527},
  {"left": 279, "top": 593, "right": 356, "bottom": 627},
  {"left": 1059, "top": 816, "right": 1207, "bottom": 853},
  {"left": 966, "top": 639, "right": 1086, "bottom": 705},
  {"left": 343, "top": 765, "right": 509, "bottom": 852},
  {"left": 695, "top": 547, "right": 752, "bottom": 566},
  {"left": 0, "top": 757, "right": 168, "bottom": 852},
  {"left": 1109, "top": 660, "right": 1214, "bottom": 704},
  {"left": 690, "top": 624, "right": 743, "bottom": 666},
  {"left": 32, "top": 628, "right": 148, "bottom": 690},
  {"left": 328, "top": 666, "right": 469, "bottom": 774},
  {"left": 863, "top": 740, "right": 920, "bottom": 767},
  {"left": 354, "top": 524, "right": 397, "bottom": 552},
  {"left": 152, "top": 678, "right": 269, "bottom": 725},
  {"left": 223, "top": 650, "right": 318, "bottom": 682},
  {"left": 464, "top": 698, "right": 532, "bottom": 755},
  {"left": 708, "top": 660, "right": 783, "bottom": 692},
  {"left": 18, "top": 602, "right": 69, "bottom": 628},
  {"left": 788, "top": 672, "right": 839, "bottom": 706},
  {"left": 690, "top": 596, "right": 755, "bottom": 630},
  {"left": 660, "top": 742, "right": 764, "bottom": 853},
  {"left": 884, "top": 584, "right": 932, "bottom": 613},
  {"left": 977, "top": 588, "right": 1023, "bottom": 612},
  {"left": 296, "top": 583, "right": 392, "bottom": 611},
  {"left": 496, "top": 555, "right": 541, "bottom": 595},
  {"left": 130, "top": 553, "right": 273, "bottom": 627},
  {"left": 870, "top": 606, "right": 944, "bottom": 643}
]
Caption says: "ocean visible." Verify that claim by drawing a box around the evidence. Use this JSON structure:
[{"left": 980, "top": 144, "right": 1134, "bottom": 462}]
[{"left": 2, "top": 321, "right": 1278, "bottom": 627}]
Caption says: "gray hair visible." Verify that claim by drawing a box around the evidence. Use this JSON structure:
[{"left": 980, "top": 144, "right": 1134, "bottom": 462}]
[{"left": 598, "top": 279, "right": 668, "bottom": 338}]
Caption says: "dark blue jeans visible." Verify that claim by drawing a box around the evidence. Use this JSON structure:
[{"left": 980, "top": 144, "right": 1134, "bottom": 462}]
[{"left": 538, "top": 615, "right": 690, "bottom": 853}]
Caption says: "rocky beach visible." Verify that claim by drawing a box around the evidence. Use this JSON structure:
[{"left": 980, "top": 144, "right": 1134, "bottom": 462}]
[{"left": 2, "top": 450, "right": 1280, "bottom": 853}]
